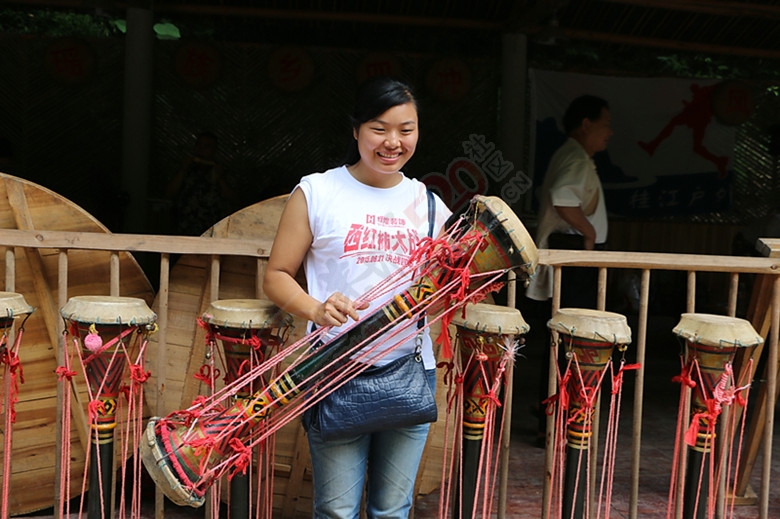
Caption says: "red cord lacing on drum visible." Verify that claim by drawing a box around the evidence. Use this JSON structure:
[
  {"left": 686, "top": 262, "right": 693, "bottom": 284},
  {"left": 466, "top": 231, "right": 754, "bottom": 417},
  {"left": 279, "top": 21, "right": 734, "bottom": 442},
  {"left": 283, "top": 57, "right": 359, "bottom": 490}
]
[
  {"left": 599, "top": 359, "right": 640, "bottom": 515},
  {"left": 193, "top": 365, "right": 220, "bottom": 389},
  {"left": 436, "top": 334, "right": 517, "bottom": 519},
  {"left": 228, "top": 437, "right": 252, "bottom": 477},
  {"left": 2, "top": 327, "right": 27, "bottom": 519},
  {"left": 667, "top": 355, "right": 754, "bottom": 519},
  {"left": 57, "top": 320, "right": 153, "bottom": 519},
  {"left": 545, "top": 336, "right": 627, "bottom": 519},
  {"left": 0, "top": 335, "right": 24, "bottom": 423}
]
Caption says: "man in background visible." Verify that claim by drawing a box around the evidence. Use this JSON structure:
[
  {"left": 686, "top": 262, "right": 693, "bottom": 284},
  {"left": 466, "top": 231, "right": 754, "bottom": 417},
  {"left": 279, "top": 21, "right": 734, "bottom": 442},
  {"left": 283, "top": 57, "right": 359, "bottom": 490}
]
[{"left": 526, "top": 94, "right": 613, "bottom": 307}]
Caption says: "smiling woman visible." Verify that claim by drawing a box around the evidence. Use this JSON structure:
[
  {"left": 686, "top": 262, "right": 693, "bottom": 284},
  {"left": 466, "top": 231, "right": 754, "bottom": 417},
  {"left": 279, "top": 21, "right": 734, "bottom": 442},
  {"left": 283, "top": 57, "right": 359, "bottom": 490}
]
[{"left": 262, "top": 76, "right": 452, "bottom": 518}]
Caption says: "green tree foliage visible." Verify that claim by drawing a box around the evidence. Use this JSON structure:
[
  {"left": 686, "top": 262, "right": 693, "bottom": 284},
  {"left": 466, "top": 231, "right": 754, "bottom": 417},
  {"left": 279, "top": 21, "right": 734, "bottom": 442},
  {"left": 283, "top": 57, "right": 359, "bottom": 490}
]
[
  {"left": 0, "top": 8, "right": 181, "bottom": 40},
  {"left": 0, "top": 8, "right": 123, "bottom": 38}
]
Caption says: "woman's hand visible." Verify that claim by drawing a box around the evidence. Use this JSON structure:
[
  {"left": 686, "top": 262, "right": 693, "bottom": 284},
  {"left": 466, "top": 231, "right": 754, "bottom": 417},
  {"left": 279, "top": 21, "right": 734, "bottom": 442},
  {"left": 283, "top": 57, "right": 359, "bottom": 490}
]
[{"left": 313, "top": 292, "right": 369, "bottom": 327}]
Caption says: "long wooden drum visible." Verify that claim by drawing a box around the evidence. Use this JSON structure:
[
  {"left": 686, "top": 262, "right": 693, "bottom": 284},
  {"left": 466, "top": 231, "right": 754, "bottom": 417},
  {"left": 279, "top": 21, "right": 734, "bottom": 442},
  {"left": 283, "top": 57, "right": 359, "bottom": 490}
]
[
  {"left": 548, "top": 308, "right": 632, "bottom": 519},
  {"left": 672, "top": 313, "right": 762, "bottom": 519},
  {"left": 0, "top": 173, "right": 155, "bottom": 516},
  {"left": 200, "top": 298, "right": 294, "bottom": 518},
  {"left": 451, "top": 302, "right": 529, "bottom": 519},
  {"left": 60, "top": 295, "right": 157, "bottom": 519},
  {"left": 144, "top": 195, "right": 454, "bottom": 518}
]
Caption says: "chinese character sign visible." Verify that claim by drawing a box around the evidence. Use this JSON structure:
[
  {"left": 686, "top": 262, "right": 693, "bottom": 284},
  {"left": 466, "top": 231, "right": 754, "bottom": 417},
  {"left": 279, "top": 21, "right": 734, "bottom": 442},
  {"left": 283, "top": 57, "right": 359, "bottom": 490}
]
[{"left": 530, "top": 70, "right": 739, "bottom": 217}]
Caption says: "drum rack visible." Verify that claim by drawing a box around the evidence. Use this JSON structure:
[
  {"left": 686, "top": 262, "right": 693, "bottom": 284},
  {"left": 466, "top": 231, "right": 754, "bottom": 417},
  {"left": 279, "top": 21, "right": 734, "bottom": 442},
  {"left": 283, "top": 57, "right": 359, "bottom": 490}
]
[{"left": 539, "top": 244, "right": 780, "bottom": 519}]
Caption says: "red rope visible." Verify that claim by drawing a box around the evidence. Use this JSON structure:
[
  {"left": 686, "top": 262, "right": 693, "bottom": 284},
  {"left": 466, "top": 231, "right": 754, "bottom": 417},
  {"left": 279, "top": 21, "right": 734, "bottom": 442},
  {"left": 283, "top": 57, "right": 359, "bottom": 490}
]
[
  {"left": 88, "top": 399, "right": 106, "bottom": 421},
  {"left": 55, "top": 365, "right": 78, "bottom": 380},
  {"left": 1, "top": 347, "right": 22, "bottom": 423},
  {"left": 193, "top": 364, "right": 220, "bottom": 389},
  {"left": 129, "top": 363, "right": 151, "bottom": 383},
  {"left": 227, "top": 437, "right": 252, "bottom": 478}
]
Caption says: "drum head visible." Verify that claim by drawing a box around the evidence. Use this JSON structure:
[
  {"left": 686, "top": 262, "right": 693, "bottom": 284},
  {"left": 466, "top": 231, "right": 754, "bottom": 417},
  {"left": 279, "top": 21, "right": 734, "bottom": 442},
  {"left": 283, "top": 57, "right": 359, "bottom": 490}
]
[
  {"left": 548, "top": 308, "right": 632, "bottom": 344},
  {"left": 0, "top": 291, "right": 34, "bottom": 318},
  {"left": 673, "top": 313, "right": 763, "bottom": 348},
  {"left": 473, "top": 195, "right": 538, "bottom": 280},
  {"left": 451, "top": 303, "right": 529, "bottom": 335},
  {"left": 202, "top": 298, "right": 291, "bottom": 329},
  {"left": 60, "top": 295, "right": 157, "bottom": 325}
]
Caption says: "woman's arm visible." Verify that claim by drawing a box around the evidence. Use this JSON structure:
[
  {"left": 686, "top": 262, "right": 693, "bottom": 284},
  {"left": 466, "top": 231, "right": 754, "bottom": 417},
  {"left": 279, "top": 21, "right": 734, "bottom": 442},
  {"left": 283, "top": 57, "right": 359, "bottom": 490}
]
[{"left": 263, "top": 188, "right": 367, "bottom": 327}]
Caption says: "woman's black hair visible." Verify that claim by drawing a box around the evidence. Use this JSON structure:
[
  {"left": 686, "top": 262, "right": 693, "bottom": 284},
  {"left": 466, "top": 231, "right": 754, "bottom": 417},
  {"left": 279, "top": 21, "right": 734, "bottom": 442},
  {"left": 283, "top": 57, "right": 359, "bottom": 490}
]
[{"left": 343, "top": 76, "right": 417, "bottom": 166}]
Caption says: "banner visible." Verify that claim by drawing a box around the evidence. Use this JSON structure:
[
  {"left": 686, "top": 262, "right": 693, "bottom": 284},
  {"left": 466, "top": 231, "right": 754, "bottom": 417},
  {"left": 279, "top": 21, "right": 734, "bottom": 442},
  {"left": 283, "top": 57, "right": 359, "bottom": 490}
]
[{"left": 530, "top": 70, "right": 741, "bottom": 217}]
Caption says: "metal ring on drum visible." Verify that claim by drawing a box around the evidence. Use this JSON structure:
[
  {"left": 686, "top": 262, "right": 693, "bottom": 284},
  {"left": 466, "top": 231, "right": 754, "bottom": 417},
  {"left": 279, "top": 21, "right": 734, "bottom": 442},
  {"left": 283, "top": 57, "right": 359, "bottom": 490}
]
[
  {"left": 0, "top": 292, "right": 34, "bottom": 519},
  {"left": 141, "top": 194, "right": 540, "bottom": 508},
  {"left": 60, "top": 295, "right": 157, "bottom": 519},
  {"left": 450, "top": 302, "right": 529, "bottom": 519},
  {"left": 672, "top": 313, "right": 762, "bottom": 519},
  {"left": 547, "top": 307, "right": 632, "bottom": 519}
]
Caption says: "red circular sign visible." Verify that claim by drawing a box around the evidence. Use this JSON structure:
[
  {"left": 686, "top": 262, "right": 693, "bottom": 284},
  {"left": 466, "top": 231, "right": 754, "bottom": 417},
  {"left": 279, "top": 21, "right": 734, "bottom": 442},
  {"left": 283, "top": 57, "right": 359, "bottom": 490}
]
[
  {"left": 712, "top": 80, "right": 754, "bottom": 126},
  {"left": 356, "top": 53, "right": 402, "bottom": 84},
  {"left": 173, "top": 42, "right": 222, "bottom": 89},
  {"left": 45, "top": 38, "right": 95, "bottom": 85},
  {"left": 426, "top": 58, "right": 472, "bottom": 102},
  {"left": 268, "top": 46, "right": 315, "bottom": 92}
]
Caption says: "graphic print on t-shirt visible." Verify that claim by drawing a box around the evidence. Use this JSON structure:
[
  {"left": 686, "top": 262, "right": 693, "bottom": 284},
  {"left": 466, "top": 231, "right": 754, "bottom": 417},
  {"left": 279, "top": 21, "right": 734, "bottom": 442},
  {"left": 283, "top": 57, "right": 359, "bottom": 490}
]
[{"left": 342, "top": 213, "right": 421, "bottom": 267}]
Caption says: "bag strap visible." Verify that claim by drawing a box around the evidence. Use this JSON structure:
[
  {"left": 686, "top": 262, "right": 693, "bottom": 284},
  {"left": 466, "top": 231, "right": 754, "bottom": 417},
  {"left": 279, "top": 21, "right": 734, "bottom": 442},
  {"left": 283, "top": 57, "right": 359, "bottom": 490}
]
[
  {"left": 419, "top": 188, "right": 435, "bottom": 331},
  {"left": 426, "top": 187, "right": 435, "bottom": 240}
]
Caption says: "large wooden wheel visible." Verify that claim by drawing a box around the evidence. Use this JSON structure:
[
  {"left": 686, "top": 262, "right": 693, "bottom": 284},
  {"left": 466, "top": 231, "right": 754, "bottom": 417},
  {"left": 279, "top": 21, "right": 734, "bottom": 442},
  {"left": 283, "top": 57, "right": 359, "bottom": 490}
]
[{"left": 0, "top": 173, "right": 155, "bottom": 515}]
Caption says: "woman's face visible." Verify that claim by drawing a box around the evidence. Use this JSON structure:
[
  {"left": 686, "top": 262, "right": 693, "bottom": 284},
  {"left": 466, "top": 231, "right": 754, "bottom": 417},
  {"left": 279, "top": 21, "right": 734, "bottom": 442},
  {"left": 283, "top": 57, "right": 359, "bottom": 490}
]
[{"left": 354, "top": 102, "right": 418, "bottom": 177}]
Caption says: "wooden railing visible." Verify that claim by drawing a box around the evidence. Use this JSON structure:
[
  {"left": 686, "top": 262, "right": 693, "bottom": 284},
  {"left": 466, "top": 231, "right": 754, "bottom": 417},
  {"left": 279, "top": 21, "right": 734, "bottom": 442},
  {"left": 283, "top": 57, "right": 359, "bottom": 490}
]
[
  {"left": 0, "top": 228, "right": 272, "bottom": 519},
  {"left": 539, "top": 245, "right": 780, "bottom": 519},
  {"left": 1, "top": 228, "right": 778, "bottom": 518}
]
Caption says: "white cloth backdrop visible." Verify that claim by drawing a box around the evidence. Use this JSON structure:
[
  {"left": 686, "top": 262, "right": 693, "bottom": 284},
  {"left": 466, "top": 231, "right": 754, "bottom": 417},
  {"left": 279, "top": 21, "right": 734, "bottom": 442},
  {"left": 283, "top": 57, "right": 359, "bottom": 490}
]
[{"left": 529, "top": 69, "right": 736, "bottom": 217}]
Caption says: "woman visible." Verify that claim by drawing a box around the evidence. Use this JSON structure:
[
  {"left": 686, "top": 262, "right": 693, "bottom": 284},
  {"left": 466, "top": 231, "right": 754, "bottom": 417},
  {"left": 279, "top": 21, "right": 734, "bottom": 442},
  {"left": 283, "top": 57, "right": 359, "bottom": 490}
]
[{"left": 263, "top": 76, "right": 450, "bottom": 518}]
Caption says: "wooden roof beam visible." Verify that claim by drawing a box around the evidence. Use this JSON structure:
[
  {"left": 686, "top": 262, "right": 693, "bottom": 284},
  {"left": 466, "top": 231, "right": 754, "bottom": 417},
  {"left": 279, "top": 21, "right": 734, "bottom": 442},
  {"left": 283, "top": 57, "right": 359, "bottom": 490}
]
[
  {"left": 5, "top": 1, "right": 503, "bottom": 30},
  {"left": 601, "top": 0, "right": 780, "bottom": 21},
  {"left": 562, "top": 27, "right": 780, "bottom": 60}
]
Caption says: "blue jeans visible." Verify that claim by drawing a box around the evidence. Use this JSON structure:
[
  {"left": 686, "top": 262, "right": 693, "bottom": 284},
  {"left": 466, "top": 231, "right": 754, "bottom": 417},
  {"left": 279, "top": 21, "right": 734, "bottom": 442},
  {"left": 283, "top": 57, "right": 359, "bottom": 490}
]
[{"left": 307, "top": 369, "right": 436, "bottom": 519}]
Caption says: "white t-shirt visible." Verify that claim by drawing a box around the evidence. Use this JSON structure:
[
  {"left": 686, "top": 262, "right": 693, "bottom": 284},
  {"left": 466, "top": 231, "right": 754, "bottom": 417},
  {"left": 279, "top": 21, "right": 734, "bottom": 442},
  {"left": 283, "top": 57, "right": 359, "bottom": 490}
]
[{"left": 297, "top": 166, "right": 451, "bottom": 368}]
